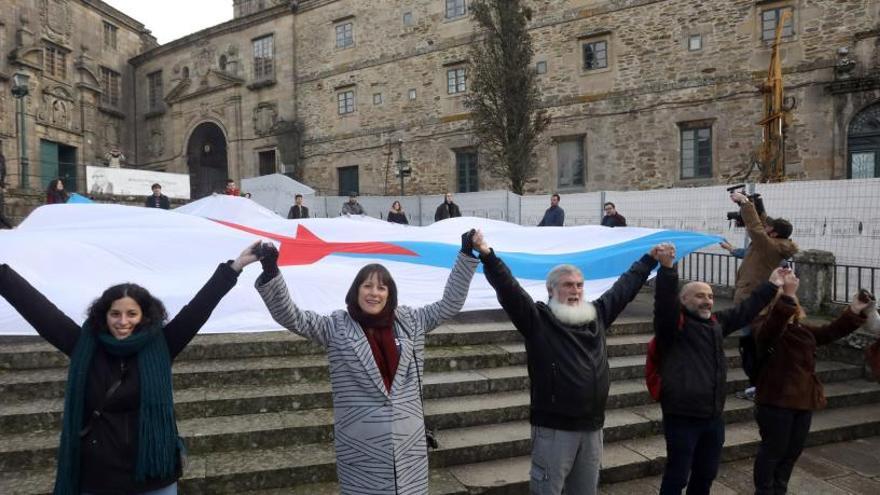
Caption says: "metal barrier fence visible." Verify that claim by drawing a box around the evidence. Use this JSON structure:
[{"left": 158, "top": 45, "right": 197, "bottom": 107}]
[{"left": 834, "top": 264, "right": 878, "bottom": 303}]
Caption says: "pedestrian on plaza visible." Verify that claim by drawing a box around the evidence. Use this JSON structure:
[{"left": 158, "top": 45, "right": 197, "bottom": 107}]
[
  {"left": 751, "top": 272, "right": 872, "bottom": 495},
  {"left": 538, "top": 193, "right": 565, "bottom": 227},
  {"left": 474, "top": 232, "right": 664, "bottom": 495},
  {"left": 287, "top": 194, "right": 309, "bottom": 219},
  {"left": 0, "top": 242, "right": 257, "bottom": 495},
  {"left": 46, "top": 178, "right": 69, "bottom": 204},
  {"left": 387, "top": 200, "right": 408, "bottom": 224},
  {"left": 600, "top": 202, "right": 626, "bottom": 227},
  {"left": 341, "top": 193, "right": 365, "bottom": 216},
  {"left": 434, "top": 192, "right": 461, "bottom": 222},
  {"left": 144, "top": 183, "right": 170, "bottom": 210},
  {"left": 248, "top": 231, "right": 480, "bottom": 494},
  {"left": 652, "top": 247, "right": 783, "bottom": 495}
]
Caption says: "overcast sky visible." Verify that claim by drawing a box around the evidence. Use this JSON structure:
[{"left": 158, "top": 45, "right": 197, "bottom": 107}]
[{"left": 103, "top": 1, "right": 234, "bottom": 45}]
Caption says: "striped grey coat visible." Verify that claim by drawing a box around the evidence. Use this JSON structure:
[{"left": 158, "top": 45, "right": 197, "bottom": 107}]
[{"left": 256, "top": 253, "right": 479, "bottom": 494}]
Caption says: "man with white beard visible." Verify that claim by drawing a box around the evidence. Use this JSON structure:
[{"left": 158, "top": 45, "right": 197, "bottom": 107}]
[{"left": 473, "top": 234, "right": 666, "bottom": 495}]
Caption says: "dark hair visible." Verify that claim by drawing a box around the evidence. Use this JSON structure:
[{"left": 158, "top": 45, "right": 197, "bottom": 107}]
[
  {"left": 226, "top": 179, "right": 234, "bottom": 184},
  {"left": 47, "top": 178, "right": 64, "bottom": 193},
  {"left": 345, "top": 264, "right": 398, "bottom": 312},
  {"left": 295, "top": 193, "right": 303, "bottom": 199},
  {"left": 604, "top": 202, "right": 616, "bottom": 209},
  {"left": 551, "top": 194, "right": 561, "bottom": 201},
  {"left": 85, "top": 283, "right": 168, "bottom": 334},
  {"left": 769, "top": 218, "right": 793, "bottom": 239},
  {"left": 151, "top": 183, "right": 161, "bottom": 189},
  {"left": 391, "top": 200, "right": 401, "bottom": 210}
]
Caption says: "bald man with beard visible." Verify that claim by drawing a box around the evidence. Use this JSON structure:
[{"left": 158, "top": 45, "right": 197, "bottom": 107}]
[
  {"left": 652, "top": 244, "right": 785, "bottom": 495},
  {"left": 474, "top": 234, "right": 665, "bottom": 495}
]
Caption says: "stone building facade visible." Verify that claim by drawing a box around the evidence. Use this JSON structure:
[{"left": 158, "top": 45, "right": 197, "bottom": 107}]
[
  {"left": 0, "top": 0, "right": 156, "bottom": 193},
  {"left": 5, "top": 0, "right": 880, "bottom": 200}
]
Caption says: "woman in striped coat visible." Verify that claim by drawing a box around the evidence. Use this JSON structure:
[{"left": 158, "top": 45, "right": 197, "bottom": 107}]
[{"left": 249, "top": 231, "right": 480, "bottom": 494}]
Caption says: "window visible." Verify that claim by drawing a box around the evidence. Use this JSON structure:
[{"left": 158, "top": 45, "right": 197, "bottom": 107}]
[
  {"left": 100, "top": 67, "right": 121, "bottom": 107},
  {"left": 850, "top": 152, "right": 878, "bottom": 179},
  {"left": 761, "top": 7, "right": 794, "bottom": 41},
  {"left": 338, "top": 165, "right": 359, "bottom": 196},
  {"left": 44, "top": 45, "right": 67, "bottom": 79},
  {"left": 258, "top": 149, "right": 276, "bottom": 176},
  {"left": 252, "top": 35, "right": 275, "bottom": 80},
  {"left": 408, "top": 88, "right": 417, "bottom": 100},
  {"left": 335, "top": 22, "right": 354, "bottom": 49},
  {"left": 103, "top": 22, "right": 118, "bottom": 50},
  {"left": 239, "top": 0, "right": 265, "bottom": 16},
  {"left": 556, "top": 137, "right": 585, "bottom": 188},
  {"left": 535, "top": 61, "right": 548, "bottom": 74},
  {"left": 338, "top": 90, "right": 355, "bottom": 114},
  {"left": 147, "top": 71, "right": 163, "bottom": 112},
  {"left": 582, "top": 40, "right": 607, "bottom": 70},
  {"left": 219, "top": 55, "right": 228, "bottom": 71},
  {"left": 680, "top": 124, "right": 713, "bottom": 179},
  {"left": 447, "top": 67, "right": 466, "bottom": 95},
  {"left": 446, "top": 0, "right": 466, "bottom": 19},
  {"left": 688, "top": 34, "right": 702, "bottom": 51},
  {"left": 456, "top": 150, "right": 479, "bottom": 192},
  {"left": 403, "top": 12, "right": 413, "bottom": 26},
  {"left": 373, "top": 93, "right": 383, "bottom": 105}
]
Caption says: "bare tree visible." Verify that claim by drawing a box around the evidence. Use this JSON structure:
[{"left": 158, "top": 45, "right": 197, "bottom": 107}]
[{"left": 465, "top": 0, "right": 550, "bottom": 195}]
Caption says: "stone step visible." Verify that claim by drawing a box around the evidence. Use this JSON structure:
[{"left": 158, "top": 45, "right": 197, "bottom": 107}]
[
  {"left": 0, "top": 320, "right": 656, "bottom": 371},
  {"left": 2, "top": 377, "right": 876, "bottom": 476},
  {"left": 0, "top": 358, "right": 863, "bottom": 436},
  {"left": 0, "top": 335, "right": 727, "bottom": 402}
]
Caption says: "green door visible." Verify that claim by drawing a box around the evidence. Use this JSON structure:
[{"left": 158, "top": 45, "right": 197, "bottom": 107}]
[{"left": 40, "top": 140, "right": 59, "bottom": 190}]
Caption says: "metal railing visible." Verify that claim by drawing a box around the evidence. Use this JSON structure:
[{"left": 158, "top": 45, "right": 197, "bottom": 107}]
[{"left": 833, "top": 264, "right": 878, "bottom": 303}]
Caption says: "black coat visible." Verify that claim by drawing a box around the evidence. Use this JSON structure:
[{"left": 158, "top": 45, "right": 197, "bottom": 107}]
[
  {"left": 601, "top": 213, "right": 627, "bottom": 227},
  {"left": 287, "top": 204, "right": 309, "bottom": 219},
  {"left": 144, "top": 194, "right": 170, "bottom": 210},
  {"left": 653, "top": 266, "right": 777, "bottom": 418},
  {"left": 481, "top": 250, "right": 656, "bottom": 431},
  {"left": 387, "top": 211, "right": 408, "bottom": 224},
  {"left": 434, "top": 202, "right": 461, "bottom": 221},
  {"left": 0, "top": 263, "right": 240, "bottom": 494}
]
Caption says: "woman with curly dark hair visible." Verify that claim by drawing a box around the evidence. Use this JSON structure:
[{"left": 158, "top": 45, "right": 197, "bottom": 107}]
[
  {"left": 46, "top": 178, "right": 69, "bottom": 204},
  {"left": 0, "top": 242, "right": 259, "bottom": 495}
]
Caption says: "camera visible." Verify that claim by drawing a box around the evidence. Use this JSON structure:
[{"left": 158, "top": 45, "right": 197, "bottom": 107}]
[{"left": 725, "top": 184, "right": 765, "bottom": 227}]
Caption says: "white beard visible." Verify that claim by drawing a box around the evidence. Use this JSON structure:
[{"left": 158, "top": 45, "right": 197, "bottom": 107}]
[{"left": 549, "top": 298, "right": 597, "bottom": 326}]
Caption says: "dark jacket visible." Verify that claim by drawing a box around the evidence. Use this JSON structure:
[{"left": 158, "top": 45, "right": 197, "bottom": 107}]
[
  {"left": 46, "top": 190, "right": 69, "bottom": 204},
  {"left": 654, "top": 266, "right": 778, "bottom": 418},
  {"left": 0, "top": 263, "right": 240, "bottom": 494},
  {"left": 755, "top": 296, "right": 865, "bottom": 410},
  {"left": 434, "top": 201, "right": 461, "bottom": 221},
  {"left": 601, "top": 213, "right": 626, "bottom": 227},
  {"left": 733, "top": 202, "right": 798, "bottom": 304},
  {"left": 481, "top": 250, "right": 657, "bottom": 431},
  {"left": 144, "top": 194, "right": 170, "bottom": 210},
  {"left": 538, "top": 206, "right": 565, "bottom": 227},
  {"left": 387, "top": 211, "right": 408, "bottom": 224},
  {"left": 287, "top": 204, "right": 309, "bottom": 219}
]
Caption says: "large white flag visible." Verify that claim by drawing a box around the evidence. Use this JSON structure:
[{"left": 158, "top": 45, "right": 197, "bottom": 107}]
[{"left": 0, "top": 196, "right": 721, "bottom": 335}]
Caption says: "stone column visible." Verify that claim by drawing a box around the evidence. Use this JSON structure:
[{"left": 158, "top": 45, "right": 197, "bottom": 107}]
[{"left": 793, "top": 249, "right": 835, "bottom": 313}]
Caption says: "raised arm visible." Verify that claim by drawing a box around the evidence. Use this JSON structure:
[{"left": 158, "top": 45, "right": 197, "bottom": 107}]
[
  {"left": 717, "top": 267, "right": 784, "bottom": 335},
  {"left": 476, "top": 232, "right": 540, "bottom": 337},
  {"left": 810, "top": 292, "right": 871, "bottom": 346},
  {"left": 594, "top": 245, "right": 661, "bottom": 327},
  {"left": 252, "top": 243, "right": 335, "bottom": 348},
  {"left": 653, "top": 245, "right": 680, "bottom": 344},
  {"left": 413, "top": 232, "right": 479, "bottom": 333}
]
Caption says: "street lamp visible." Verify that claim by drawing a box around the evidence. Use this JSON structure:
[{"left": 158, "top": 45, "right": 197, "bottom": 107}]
[
  {"left": 394, "top": 139, "right": 412, "bottom": 196},
  {"left": 11, "top": 72, "right": 30, "bottom": 189}
]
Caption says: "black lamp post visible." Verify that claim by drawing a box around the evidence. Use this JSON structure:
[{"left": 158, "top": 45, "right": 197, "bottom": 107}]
[
  {"left": 11, "top": 72, "right": 31, "bottom": 189},
  {"left": 395, "top": 139, "right": 412, "bottom": 196}
]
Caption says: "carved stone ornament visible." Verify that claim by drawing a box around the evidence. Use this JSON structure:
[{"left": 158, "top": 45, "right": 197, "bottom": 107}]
[
  {"left": 37, "top": 86, "right": 77, "bottom": 131},
  {"left": 104, "top": 121, "right": 119, "bottom": 147},
  {"left": 149, "top": 128, "right": 165, "bottom": 158},
  {"left": 41, "top": 0, "right": 72, "bottom": 43},
  {"left": 253, "top": 102, "right": 278, "bottom": 136},
  {"left": 194, "top": 46, "right": 216, "bottom": 80}
]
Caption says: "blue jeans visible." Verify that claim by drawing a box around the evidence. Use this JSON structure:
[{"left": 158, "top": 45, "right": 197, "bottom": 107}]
[
  {"left": 83, "top": 482, "right": 177, "bottom": 495},
  {"left": 659, "top": 415, "right": 724, "bottom": 495}
]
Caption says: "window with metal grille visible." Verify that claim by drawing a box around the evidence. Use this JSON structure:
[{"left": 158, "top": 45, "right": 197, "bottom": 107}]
[
  {"left": 147, "top": 71, "right": 163, "bottom": 112},
  {"left": 761, "top": 7, "right": 794, "bottom": 41},
  {"left": 446, "top": 0, "right": 466, "bottom": 19},
  {"left": 680, "top": 124, "right": 713, "bottom": 179},
  {"left": 582, "top": 40, "right": 607, "bottom": 70},
  {"left": 335, "top": 22, "right": 354, "bottom": 48},
  {"left": 258, "top": 149, "right": 276, "bottom": 176},
  {"left": 44, "top": 45, "right": 67, "bottom": 79},
  {"left": 447, "top": 68, "right": 466, "bottom": 94},
  {"left": 103, "top": 22, "right": 118, "bottom": 50},
  {"left": 456, "top": 150, "right": 479, "bottom": 192},
  {"left": 100, "top": 67, "right": 120, "bottom": 107},
  {"left": 252, "top": 35, "right": 275, "bottom": 80},
  {"left": 337, "top": 90, "right": 355, "bottom": 114},
  {"left": 338, "top": 166, "right": 359, "bottom": 196},
  {"left": 556, "top": 137, "right": 585, "bottom": 188}
]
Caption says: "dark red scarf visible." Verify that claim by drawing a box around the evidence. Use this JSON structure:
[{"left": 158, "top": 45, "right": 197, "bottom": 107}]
[{"left": 348, "top": 303, "right": 399, "bottom": 391}]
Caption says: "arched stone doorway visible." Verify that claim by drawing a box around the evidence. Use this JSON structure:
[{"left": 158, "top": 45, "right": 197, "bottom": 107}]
[
  {"left": 187, "top": 122, "right": 229, "bottom": 198},
  {"left": 848, "top": 103, "right": 880, "bottom": 178}
]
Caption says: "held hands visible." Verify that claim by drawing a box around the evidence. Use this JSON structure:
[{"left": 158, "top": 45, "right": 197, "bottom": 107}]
[
  {"left": 849, "top": 290, "right": 876, "bottom": 316},
  {"left": 650, "top": 242, "right": 676, "bottom": 268},
  {"left": 768, "top": 267, "right": 798, "bottom": 295},
  {"left": 461, "top": 229, "right": 489, "bottom": 257},
  {"left": 231, "top": 241, "right": 262, "bottom": 272},
  {"left": 472, "top": 229, "right": 491, "bottom": 256}
]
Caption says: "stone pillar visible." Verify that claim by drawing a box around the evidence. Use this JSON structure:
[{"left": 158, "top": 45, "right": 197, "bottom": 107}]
[{"left": 793, "top": 249, "right": 835, "bottom": 313}]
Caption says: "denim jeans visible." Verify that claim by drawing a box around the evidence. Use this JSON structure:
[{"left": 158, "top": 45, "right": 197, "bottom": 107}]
[
  {"left": 659, "top": 414, "right": 724, "bottom": 495},
  {"left": 753, "top": 404, "right": 812, "bottom": 495}
]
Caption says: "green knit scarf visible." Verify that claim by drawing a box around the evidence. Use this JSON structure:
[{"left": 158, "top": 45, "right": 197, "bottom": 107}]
[{"left": 54, "top": 321, "right": 178, "bottom": 495}]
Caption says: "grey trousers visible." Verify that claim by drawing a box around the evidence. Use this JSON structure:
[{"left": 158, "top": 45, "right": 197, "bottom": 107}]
[{"left": 529, "top": 425, "right": 603, "bottom": 495}]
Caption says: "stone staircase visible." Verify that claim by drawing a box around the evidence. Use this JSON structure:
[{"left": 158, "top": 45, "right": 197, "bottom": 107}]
[{"left": 2, "top": 311, "right": 880, "bottom": 494}]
